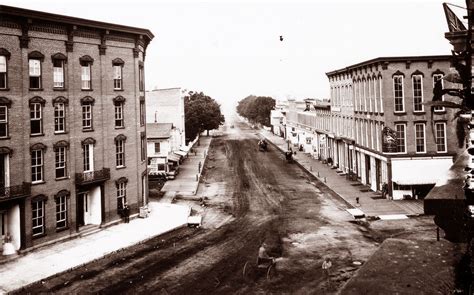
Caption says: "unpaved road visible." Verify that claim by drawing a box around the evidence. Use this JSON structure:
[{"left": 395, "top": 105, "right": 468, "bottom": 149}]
[{"left": 19, "top": 120, "right": 389, "bottom": 294}]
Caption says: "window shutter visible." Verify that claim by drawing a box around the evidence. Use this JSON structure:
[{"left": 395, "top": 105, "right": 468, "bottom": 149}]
[{"left": 0, "top": 56, "right": 6, "bottom": 72}]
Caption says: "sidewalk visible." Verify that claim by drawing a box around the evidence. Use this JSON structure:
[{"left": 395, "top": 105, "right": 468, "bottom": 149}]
[
  {"left": 260, "top": 129, "right": 424, "bottom": 218},
  {"left": 160, "top": 135, "right": 212, "bottom": 199},
  {"left": 0, "top": 201, "right": 191, "bottom": 293}
]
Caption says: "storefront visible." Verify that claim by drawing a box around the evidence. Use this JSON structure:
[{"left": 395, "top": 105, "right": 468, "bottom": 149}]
[{"left": 391, "top": 157, "right": 453, "bottom": 200}]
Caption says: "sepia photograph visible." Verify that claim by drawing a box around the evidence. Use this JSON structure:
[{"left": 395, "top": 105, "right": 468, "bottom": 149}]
[{"left": 0, "top": 0, "right": 473, "bottom": 293}]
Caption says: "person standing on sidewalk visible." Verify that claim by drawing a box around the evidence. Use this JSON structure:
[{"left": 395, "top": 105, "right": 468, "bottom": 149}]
[{"left": 123, "top": 202, "right": 130, "bottom": 223}]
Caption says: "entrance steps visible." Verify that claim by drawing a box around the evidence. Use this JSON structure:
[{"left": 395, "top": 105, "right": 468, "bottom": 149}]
[{"left": 78, "top": 224, "right": 101, "bottom": 238}]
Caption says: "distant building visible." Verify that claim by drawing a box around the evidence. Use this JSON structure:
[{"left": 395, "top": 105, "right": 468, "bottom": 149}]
[
  {"left": 285, "top": 99, "right": 331, "bottom": 159},
  {"left": 0, "top": 5, "right": 153, "bottom": 253},
  {"left": 145, "top": 88, "right": 186, "bottom": 178},
  {"left": 146, "top": 88, "right": 185, "bottom": 146}
]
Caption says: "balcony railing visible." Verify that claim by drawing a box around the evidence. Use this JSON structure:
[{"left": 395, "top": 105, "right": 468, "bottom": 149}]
[
  {"left": 75, "top": 168, "right": 110, "bottom": 186},
  {"left": 0, "top": 182, "right": 31, "bottom": 202}
]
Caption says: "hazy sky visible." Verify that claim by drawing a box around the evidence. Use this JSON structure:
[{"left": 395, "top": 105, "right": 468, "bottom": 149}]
[{"left": 4, "top": 0, "right": 467, "bottom": 111}]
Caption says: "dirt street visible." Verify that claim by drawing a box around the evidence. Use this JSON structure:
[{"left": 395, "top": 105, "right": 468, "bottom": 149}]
[{"left": 17, "top": 120, "right": 433, "bottom": 294}]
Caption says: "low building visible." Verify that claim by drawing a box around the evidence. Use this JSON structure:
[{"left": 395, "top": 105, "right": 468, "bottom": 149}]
[
  {"left": 146, "top": 123, "right": 182, "bottom": 178},
  {"left": 0, "top": 5, "right": 153, "bottom": 253}
]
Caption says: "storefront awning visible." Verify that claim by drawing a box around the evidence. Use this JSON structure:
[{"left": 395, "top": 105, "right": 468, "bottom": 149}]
[
  {"left": 391, "top": 158, "right": 453, "bottom": 186},
  {"left": 180, "top": 145, "right": 191, "bottom": 153},
  {"left": 168, "top": 153, "right": 181, "bottom": 162},
  {"left": 174, "top": 150, "right": 187, "bottom": 157}
]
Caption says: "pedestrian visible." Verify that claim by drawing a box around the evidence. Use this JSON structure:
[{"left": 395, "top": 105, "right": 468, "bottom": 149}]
[
  {"left": 123, "top": 202, "right": 130, "bottom": 223},
  {"left": 322, "top": 257, "right": 332, "bottom": 281}
]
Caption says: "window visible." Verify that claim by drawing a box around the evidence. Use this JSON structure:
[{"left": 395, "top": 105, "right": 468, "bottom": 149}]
[
  {"left": 81, "top": 64, "right": 91, "bottom": 90},
  {"left": 0, "top": 106, "right": 8, "bottom": 138},
  {"left": 154, "top": 142, "right": 160, "bottom": 153},
  {"left": 373, "top": 77, "right": 378, "bottom": 112},
  {"left": 31, "top": 149, "right": 43, "bottom": 183},
  {"left": 363, "top": 79, "right": 367, "bottom": 111},
  {"left": 395, "top": 123, "right": 406, "bottom": 153},
  {"left": 113, "top": 65, "right": 123, "bottom": 90},
  {"left": 54, "top": 103, "right": 66, "bottom": 133},
  {"left": 435, "top": 122, "right": 447, "bottom": 153},
  {"left": 117, "top": 181, "right": 126, "bottom": 211},
  {"left": 32, "top": 199, "right": 45, "bottom": 236},
  {"left": 412, "top": 75, "right": 424, "bottom": 112},
  {"left": 375, "top": 123, "right": 380, "bottom": 151},
  {"left": 0, "top": 55, "right": 7, "bottom": 89},
  {"left": 379, "top": 77, "right": 384, "bottom": 113},
  {"left": 53, "top": 59, "right": 65, "bottom": 89},
  {"left": 82, "top": 103, "right": 92, "bottom": 130},
  {"left": 30, "top": 103, "right": 42, "bottom": 135},
  {"left": 433, "top": 74, "right": 445, "bottom": 112},
  {"left": 141, "top": 132, "right": 146, "bottom": 162},
  {"left": 56, "top": 195, "right": 67, "bottom": 229},
  {"left": 115, "top": 102, "right": 124, "bottom": 128},
  {"left": 393, "top": 76, "right": 404, "bottom": 112},
  {"left": 83, "top": 143, "right": 93, "bottom": 172},
  {"left": 29, "top": 59, "right": 42, "bottom": 89},
  {"left": 116, "top": 139, "right": 125, "bottom": 167},
  {"left": 415, "top": 123, "right": 426, "bottom": 153},
  {"left": 139, "top": 65, "right": 145, "bottom": 91},
  {"left": 55, "top": 147, "right": 67, "bottom": 179},
  {"left": 140, "top": 100, "right": 145, "bottom": 126},
  {"left": 368, "top": 78, "right": 372, "bottom": 112}
]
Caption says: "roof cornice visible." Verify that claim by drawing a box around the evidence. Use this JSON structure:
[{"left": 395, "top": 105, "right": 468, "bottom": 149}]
[
  {"left": 0, "top": 5, "right": 154, "bottom": 42},
  {"left": 326, "top": 55, "right": 452, "bottom": 77}
]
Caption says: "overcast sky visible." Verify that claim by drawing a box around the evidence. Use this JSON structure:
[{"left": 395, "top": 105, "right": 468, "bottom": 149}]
[{"left": 4, "top": 0, "right": 467, "bottom": 112}]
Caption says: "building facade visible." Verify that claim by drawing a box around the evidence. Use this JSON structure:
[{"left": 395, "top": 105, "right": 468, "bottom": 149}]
[
  {"left": 0, "top": 5, "right": 153, "bottom": 253},
  {"left": 286, "top": 56, "right": 458, "bottom": 200},
  {"left": 145, "top": 88, "right": 186, "bottom": 178}
]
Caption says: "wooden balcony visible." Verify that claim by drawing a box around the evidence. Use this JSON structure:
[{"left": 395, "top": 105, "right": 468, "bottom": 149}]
[
  {"left": 75, "top": 168, "right": 110, "bottom": 186},
  {"left": 0, "top": 182, "right": 31, "bottom": 202}
]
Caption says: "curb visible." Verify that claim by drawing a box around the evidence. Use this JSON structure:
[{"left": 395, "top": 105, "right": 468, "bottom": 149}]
[{"left": 259, "top": 132, "right": 355, "bottom": 210}]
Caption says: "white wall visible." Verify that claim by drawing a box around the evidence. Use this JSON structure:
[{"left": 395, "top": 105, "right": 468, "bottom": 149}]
[
  {"left": 8, "top": 205, "right": 20, "bottom": 250},
  {"left": 146, "top": 88, "right": 185, "bottom": 145},
  {"left": 147, "top": 139, "right": 170, "bottom": 158},
  {"left": 90, "top": 186, "right": 102, "bottom": 225}
]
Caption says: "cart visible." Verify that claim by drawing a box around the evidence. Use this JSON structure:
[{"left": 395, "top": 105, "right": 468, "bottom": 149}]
[{"left": 242, "top": 256, "right": 276, "bottom": 281}]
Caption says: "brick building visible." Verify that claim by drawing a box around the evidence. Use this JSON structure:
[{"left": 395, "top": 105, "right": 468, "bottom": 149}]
[
  {"left": 0, "top": 5, "right": 153, "bottom": 254},
  {"left": 326, "top": 56, "right": 458, "bottom": 199}
]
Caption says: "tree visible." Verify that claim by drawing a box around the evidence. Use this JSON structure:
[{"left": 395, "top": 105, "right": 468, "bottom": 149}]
[
  {"left": 184, "top": 91, "right": 225, "bottom": 141},
  {"left": 236, "top": 95, "right": 275, "bottom": 127}
]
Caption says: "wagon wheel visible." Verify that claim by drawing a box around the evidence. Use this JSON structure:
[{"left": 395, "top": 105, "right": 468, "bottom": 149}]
[
  {"left": 266, "top": 263, "right": 275, "bottom": 280},
  {"left": 243, "top": 261, "right": 255, "bottom": 281}
]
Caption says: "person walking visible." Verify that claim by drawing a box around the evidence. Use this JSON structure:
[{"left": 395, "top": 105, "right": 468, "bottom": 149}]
[{"left": 322, "top": 257, "right": 332, "bottom": 281}]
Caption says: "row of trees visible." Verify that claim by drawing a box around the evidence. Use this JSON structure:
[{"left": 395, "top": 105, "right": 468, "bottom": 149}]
[
  {"left": 236, "top": 95, "right": 275, "bottom": 127},
  {"left": 184, "top": 91, "right": 225, "bottom": 142}
]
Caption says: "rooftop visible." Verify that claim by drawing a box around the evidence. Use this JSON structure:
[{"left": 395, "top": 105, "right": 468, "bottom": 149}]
[
  {"left": 0, "top": 5, "right": 154, "bottom": 44},
  {"left": 146, "top": 123, "right": 173, "bottom": 139},
  {"left": 326, "top": 55, "right": 452, "bottom": 77}
]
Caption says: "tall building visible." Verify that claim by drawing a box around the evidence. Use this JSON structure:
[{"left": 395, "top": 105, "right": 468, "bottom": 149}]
[
  {"left": 0, "top": 5, "right": 153, "bottom": 253},
  {"left": 286, "top": 56, "right": 459, "bottom": 200},
  {"left": 326, "top": 56, "right": 458, "bottom": 199}
]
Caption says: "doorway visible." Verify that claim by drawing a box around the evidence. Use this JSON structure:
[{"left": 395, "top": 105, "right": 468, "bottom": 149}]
[{"left": 365, "top": 155, "right": 371, "bottom": 185}]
